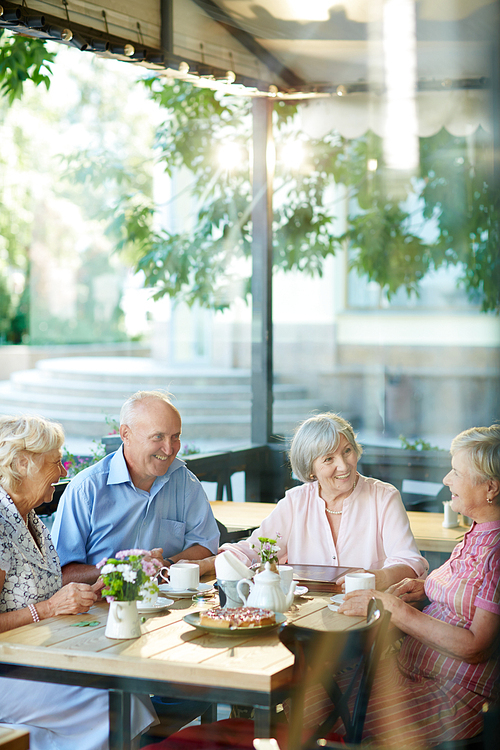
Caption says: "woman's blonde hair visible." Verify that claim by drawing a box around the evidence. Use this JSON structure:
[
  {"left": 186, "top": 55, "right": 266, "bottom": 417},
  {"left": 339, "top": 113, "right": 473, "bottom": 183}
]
[
  {"left": 451, "top": 425, "right": 500, "bottom": 486},
  {"left": 290, "top": 412, "right": 362, "bottom": 484},
  {"left": 0, "top": 414, "right": 65, "bottom": 493}
]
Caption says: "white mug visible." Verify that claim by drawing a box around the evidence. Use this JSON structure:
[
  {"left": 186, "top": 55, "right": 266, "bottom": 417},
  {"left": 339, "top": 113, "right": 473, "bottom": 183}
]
[
  {"left": 277, "top": 565, "right": 294, "bottom": 594},
  {"left": 169, "top": 563, "right": 199, "bottom": 591},
  {"left": 140, "top": 586, "right": 158, "bottom": 607},
  {"left": 345, "top": 572, "right": 376, "bottom": 593}
]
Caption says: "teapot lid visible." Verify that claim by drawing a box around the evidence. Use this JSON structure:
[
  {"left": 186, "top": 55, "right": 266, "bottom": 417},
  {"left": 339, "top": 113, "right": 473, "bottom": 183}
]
[{"left": 255, "top": 561, "right": 280, "bottom": 582}]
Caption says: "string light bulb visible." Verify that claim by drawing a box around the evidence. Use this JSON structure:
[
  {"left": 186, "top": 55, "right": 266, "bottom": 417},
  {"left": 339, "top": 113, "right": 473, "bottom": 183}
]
[
  {"left": 336, "top": 84, "right": 347, "bottom": 96},
  {"left": 178, "top": 61, "right": 190, "bottom": 75},
  {"left": 226, "top": 70, "right": 236, "bottom": 83}
]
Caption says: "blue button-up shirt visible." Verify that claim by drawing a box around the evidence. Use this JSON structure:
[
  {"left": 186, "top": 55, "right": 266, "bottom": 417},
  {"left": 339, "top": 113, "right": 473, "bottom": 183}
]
[{"left": 52, "top": 447, "right": 219, "bottom": 566}]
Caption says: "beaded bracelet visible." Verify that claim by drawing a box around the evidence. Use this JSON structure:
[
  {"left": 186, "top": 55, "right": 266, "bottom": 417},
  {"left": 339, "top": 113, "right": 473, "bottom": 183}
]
[{"left": 28, "top": 603, "right": 40, "bottom": 623}]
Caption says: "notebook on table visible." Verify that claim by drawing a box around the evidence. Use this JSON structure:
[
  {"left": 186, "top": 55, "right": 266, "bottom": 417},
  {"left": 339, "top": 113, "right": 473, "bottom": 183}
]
[{"left": 289, "top": 564, "right": 354, "bottom": 592}]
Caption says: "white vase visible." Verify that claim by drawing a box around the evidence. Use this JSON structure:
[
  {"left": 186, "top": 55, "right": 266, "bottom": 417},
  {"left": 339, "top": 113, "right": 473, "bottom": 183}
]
[{"left": 105, "top": 600, "right": 141, "bottom": 639}]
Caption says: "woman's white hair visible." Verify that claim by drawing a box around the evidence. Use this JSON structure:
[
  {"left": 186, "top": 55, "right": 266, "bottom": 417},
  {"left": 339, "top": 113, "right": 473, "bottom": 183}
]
[
  {"left": 0, "top": 414, "right": 65, "bottom": 493},
  {"left": 290, "top": 412, "right": 363, "bottom": 484},
  {"left": 120, "top": 390, "right": 179, "bottom": 427},
  {"left": 451, "top": 425, "right": 500, "bottom": 488}
]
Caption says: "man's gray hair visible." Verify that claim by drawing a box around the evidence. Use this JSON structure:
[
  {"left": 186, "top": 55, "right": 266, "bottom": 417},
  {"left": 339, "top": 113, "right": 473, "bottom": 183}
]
[
  {"left": 290, "top": 412, "right": 363, "bottom": 484},
  {"left": 0, "top": 414, "right": 65, "bottom": 493},
  {"left": 120, "top": 390, "right": 180, "bottom": 427},
  {"left": 451, "top": 425, "right": 500, "bottom": 486}
]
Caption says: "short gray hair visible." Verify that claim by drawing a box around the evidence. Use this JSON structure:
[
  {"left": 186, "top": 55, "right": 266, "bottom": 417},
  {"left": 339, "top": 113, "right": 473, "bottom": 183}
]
[
  {"left": 290, "top": 412, "right": 363, "bottom": 484},
  {"left": 120, "top": 390, "right": 180, "bottom": 427},
  {"left": 451, "top": 425, "right": 500, "bottom": 487},
  {"left": 0, "top": 414, "right": 65, "bottom": 493}
]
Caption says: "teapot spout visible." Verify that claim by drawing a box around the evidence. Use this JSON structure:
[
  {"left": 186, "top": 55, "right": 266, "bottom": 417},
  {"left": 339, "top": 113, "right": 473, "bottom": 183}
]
[{"left": 285, "top": 580, "right": 296, "bottom": 609}]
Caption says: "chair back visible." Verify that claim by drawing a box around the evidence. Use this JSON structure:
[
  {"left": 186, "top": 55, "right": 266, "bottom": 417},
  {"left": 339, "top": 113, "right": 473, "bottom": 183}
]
[{"left": 279, "top": 598, "right": 391, "bottom": 750}]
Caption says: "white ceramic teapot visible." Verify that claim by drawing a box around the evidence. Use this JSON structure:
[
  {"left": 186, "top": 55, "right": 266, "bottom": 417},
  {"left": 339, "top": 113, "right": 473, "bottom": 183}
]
[{"left": 236, "top": 562, "right": 296, "bottom": 613}]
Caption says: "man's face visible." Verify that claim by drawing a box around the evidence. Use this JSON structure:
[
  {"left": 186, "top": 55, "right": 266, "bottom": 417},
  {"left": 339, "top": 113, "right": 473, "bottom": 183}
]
[{"left": 120, "top": 399, "right": 182, "bottom": 485}]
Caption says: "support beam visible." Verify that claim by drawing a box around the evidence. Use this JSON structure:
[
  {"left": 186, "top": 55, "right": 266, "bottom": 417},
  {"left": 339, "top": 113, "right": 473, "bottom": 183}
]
[
  {"left": 160, "top": 0, "right": 173, "bottom": 56},
  {"left": 251, "top": 98, "right": 274, "bottom": 448}
]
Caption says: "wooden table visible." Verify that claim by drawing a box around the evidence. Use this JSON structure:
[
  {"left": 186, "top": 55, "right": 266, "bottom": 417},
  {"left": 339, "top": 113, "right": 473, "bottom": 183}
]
[
  {"left": 210, "top": 502, "right": 468, "bottom": 555},
  {"left": 0, "top": 588, "right": 363, "bottom": 749},
  {"left": 0, "top": 728, "right": 29, "bottom": 750}
]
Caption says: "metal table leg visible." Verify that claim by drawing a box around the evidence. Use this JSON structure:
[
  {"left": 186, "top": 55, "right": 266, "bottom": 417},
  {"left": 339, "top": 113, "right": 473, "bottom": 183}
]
[{"left": 109, "top": 690, "right": 131, "bottom": 750}]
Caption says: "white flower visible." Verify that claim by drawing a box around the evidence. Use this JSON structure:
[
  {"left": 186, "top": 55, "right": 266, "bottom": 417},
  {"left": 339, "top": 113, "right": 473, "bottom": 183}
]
[
  {"left": 122, "top": 566, "right": 137, "bottom": 583},
  {"left": 100, "top": 564, "right": 115, "bottom": 575}
]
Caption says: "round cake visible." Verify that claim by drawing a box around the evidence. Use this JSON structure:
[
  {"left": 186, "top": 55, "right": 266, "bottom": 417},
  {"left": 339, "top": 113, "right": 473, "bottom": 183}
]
[{"left": 199, "top": 606, "right": 275, "bottom": 629}]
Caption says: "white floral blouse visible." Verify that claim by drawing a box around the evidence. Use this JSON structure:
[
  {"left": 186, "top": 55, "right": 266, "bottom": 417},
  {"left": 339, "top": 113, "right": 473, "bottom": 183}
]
[{"left": 0, "top": 486, "right": 61, "bottom": 612}]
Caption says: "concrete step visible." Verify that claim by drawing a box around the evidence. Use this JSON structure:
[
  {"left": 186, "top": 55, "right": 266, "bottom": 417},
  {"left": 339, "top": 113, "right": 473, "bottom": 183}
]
[
  {"left": 0, "top": 357, "right": 323, "bottom": 441},
  {"left": 10, "top": 369, "right": 308, "bottom": 401},
  {"left": 36, "top": 358, "right": 253, "bottom": 386}
]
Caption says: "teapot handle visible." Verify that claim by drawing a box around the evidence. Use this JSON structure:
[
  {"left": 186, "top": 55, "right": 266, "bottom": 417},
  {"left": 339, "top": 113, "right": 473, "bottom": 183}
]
[{"left": 236, "top": 578, "right": 253, "bottom": 606}]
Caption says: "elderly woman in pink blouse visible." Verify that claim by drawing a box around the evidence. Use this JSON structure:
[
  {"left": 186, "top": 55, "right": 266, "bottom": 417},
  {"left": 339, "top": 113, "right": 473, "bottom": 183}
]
[
  {"left": 335, "top": 425, "right": 500, "bottom": 747},
  {"left": 196, "top": 413, "right": 428, "bottom": 589}
]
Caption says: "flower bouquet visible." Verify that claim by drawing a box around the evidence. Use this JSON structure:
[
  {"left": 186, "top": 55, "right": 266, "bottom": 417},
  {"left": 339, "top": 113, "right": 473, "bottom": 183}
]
[
  {"left": 98, "top": 549, "right": 163, "bottom": 639},
  {"left": 251, "top": 534, "right": 282, "bottom": 571},
  {"left": 97, "top": 549, "right": 162, "bottom": 602}
]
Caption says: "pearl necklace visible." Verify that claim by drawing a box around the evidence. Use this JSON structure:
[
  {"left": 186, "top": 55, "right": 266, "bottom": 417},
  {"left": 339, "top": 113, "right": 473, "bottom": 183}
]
[{"left": 324, "top": 475, "right": 358, "bottom": 515}]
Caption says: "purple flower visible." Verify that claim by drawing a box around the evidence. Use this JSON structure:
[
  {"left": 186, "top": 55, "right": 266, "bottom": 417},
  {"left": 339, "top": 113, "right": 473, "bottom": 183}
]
[
  {"left": 96, "top": 557, "right": 108, "bottom": 569},
  {"left": 141, "top": 560, "right": 157, "bottom": 577},
  {"left": 115, "top": 549, "right": 148, "bottom": 559},
  {"left": 106, "top": 596, "right": 116, "bottom": 603}
]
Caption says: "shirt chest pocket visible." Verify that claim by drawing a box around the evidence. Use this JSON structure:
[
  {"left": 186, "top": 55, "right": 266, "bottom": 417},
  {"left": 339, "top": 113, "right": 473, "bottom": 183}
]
[{"left": 159, "top": 519, "right": 186, "bottom": 552}]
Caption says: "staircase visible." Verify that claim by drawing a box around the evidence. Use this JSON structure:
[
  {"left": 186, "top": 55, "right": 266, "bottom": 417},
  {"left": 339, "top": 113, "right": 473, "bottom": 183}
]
[{"left": 0, "top": 357, "right": 324, "bottom": 443}]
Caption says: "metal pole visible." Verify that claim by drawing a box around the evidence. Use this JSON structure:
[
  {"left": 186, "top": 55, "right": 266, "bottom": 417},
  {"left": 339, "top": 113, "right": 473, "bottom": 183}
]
[
  {"left": 251, "top": 98, "right": 274, "bottom": 446},
  {"left": 160, "top": 0, "right": 173, "bottom": 58}
]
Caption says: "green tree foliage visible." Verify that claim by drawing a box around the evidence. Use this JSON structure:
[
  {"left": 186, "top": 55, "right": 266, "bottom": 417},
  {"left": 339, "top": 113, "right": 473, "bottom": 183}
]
[
  {"left": 0, "top": 30, "right": 55, "bottom": 103},
  {"left": 98, "top": 79, "right": 499, "bottom": 313},
  {"left": 0, "top": 31, "right": 56, "bottom": 342}
]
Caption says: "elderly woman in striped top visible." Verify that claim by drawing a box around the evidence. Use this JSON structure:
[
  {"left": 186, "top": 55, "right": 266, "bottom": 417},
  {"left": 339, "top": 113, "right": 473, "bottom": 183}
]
[{"left": 337, "top": 425, "right": 500, "bottom": 747}]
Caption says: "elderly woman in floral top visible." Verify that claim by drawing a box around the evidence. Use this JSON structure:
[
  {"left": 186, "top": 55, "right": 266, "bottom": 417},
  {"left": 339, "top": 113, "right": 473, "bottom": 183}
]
[
  {"left": 335, "top": 425, "right": 500, "bottom": 747},
  {"left": 0, "top": 414, "right": 156, "bottom": 750}
]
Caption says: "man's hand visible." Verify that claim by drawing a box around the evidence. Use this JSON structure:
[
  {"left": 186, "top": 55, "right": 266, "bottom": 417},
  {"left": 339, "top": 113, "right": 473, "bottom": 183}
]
[{"left": 175, "top": 556, "right": 216, "bottom": 577}]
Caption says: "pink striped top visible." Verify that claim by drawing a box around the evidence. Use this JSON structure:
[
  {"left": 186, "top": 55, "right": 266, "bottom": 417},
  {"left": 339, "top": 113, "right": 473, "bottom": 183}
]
[{"left": 398, "top": 520, "right": 500, "bottom": 698}]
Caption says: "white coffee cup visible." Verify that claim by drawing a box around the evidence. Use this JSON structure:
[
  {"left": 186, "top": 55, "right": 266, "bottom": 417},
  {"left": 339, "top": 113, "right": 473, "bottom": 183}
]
[
  {"left": 344, "top": 572, "right": 376, "bottom": 593},
  {"left": 277, "top": 565, "right": 294, "bottom": 594},
  {"left": 169, "top": 563, "right": 200, "bottom": 591},
  {"left": 140, "top": 586, "right": 158, "bottom": 606}
]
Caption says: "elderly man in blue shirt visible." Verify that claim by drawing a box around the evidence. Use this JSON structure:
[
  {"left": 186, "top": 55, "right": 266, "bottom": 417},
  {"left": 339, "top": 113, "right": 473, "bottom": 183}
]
[{"left": 52, "top": 390, "right": 220, "bottom": 585}]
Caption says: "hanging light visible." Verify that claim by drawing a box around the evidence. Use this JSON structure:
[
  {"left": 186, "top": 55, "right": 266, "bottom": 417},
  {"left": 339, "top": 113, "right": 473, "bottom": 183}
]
[
  {"left": 70, "top": 33, "right": 89, "bottom": 51},
  {"left": 336, "top": 84, "right": 347, "bottom": 96},
  {"left": 26, "top": 16, "right": 45, "bottom": 28},
  {"left": 178, "top": 61, "right": 190, "bottom": 75},
  {"left": 89, "top": 39, "right": 110, "bottom": 52},
  {"left": 44, "top": 25, "right": 73, "bottom": 42},
  {"left": 225, "top": 70, "right": 236, "bottom": 84},
  {"left": 110, "top": 43, "right": 135, "bottom": 56},
  {"left": 268, "top": 84, "right": 279, "bottom": 96},
  {"left": 1, "top": 9, "right": 22, "bottom": 23}
]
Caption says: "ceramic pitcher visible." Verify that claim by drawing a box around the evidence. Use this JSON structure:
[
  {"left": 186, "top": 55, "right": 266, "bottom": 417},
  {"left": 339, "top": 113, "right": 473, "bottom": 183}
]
[
  {"left": 105, "top": 600, "right": 141, "bottom": 639},
  {"left": 236, "top": 562, "right": 295, "bottom": 613}
]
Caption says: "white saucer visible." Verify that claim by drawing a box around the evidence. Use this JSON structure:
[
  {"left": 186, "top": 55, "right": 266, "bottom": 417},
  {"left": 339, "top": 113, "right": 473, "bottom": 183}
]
[
  {"left": 159, "top": 582, "right": 213, "bottom": 598},
  {"left": 330, "top": 594, "right": 345, "bottom": 604},
  {"left": 137, "top": 599, "right": 174, "bottom": 613},
  {"left": 294, "top": 586, "right": 308, "bottom": 597}
]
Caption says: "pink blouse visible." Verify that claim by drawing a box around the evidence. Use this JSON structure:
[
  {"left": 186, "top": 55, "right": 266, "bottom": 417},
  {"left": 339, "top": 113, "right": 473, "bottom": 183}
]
[{"left": 220, "top": 475, "right": 428, "bottom": 576}]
